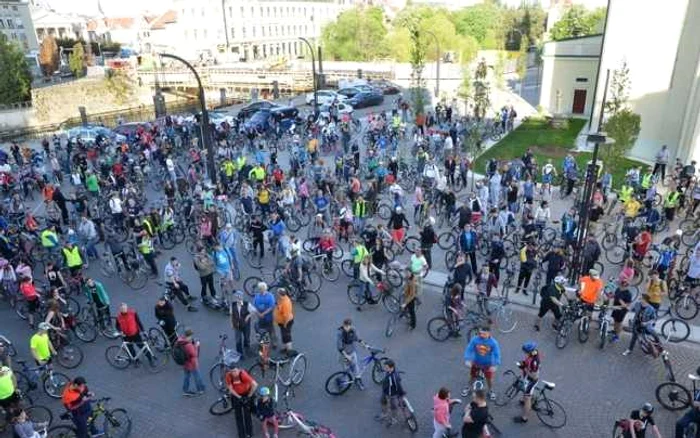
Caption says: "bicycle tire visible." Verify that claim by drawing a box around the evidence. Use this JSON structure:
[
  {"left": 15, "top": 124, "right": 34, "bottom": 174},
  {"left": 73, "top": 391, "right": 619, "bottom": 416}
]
[
  {"left": 209, "top": 363, "right": 228, "bottom": 391},
  {"left": 246, "top": 251, "right": 263, "bottom": 269},
  {"left": 305, "top": 271, "right": 323, "bottom": 292},
  {"left": 102, "top": 318, "right": 120, "bottom": 339},
  {"left": 56, "top": 344, "right": 83, "bottom": 369},
  {"left": 494, "top": 371, "right": 520, "bottom": 407},
  {"left": 437, "top": 232, "right": 455, "bottom": 250},
  {"left": 372, "top": 358, "right": 389, "bottom": 384},
  {"left": 347, "top": 283, "right": 366, "bottom": 306},
  {"left": 248, "top": 362, "right": 273, "bottom": 386},
  {"left": 209, "top": 395, "right": 234, "bottom": 415},
  {"left": 243, "top": 276, "right": 263, "bottom": 297},
  {"left": 382, "top": 293, "right": 401, "bottom": 314},
  {"left": 146, "top": 347, "right": 169, "bottom": 373},
  {"left": 288, "top": 353, "right": 307, "bottom": 386},
  {"left": 385, "top": 314, "right": 398, "bottom": 338},
  {"left": 15, "top": 300, "right": 29, "bottom": 320},
  {"left": 673, "top": 295, "right": 699, "bottom": 320},
  {"left": 555, "top": 320, "right": 571, "bottom": 349},
  {"left": 42, "top": 371, "right": 69, "bottom": 399},
  {"left": 601, "top": 233, "right": 617, "bottom": 250},
  {"left": 74, "top": 322, "right": 97, "bottom": 343},
  {"left": 405, "top": 411, "right": 418, "bottom": 432},
  {"left": 104, "top": 408, "right": 132, "bottom": 438},
  {"left": 386, "top": 268, "right": 403, "bottom": 288},
  {"left": 47, "top": 424, "right": 77, "bottom": 437},
  {"left": 147, "top": 327, "right": 170, "bottom": 353},
  {"left": 160, "top": 233, "right": 176, "bottom": 250},
  {"left": 127, "top": 269, "right": 149, "bottom": 291},
  {"left": 320, "top": 261, "right": 340, "bottom": 282},
  {"left": 26, "top": 404, "right": 53, "bottom": 427},
  {"left": 99, "top": 256, "right": 116, "bottom": 277},
  {"left": 287, "top": 216, "right": 302, "bottom": 232},
  {"left": 661, "top": 318, "right": 690, "bottom": 343},
  {"left": 427, "top": 317, "right": 452, "bottom": 342},
  {"left": 297, "top": 290, "right": 320, "bottom": 311},
  {"left": 643, "top": 249, "right": 660, "bottom": 269},
  {"left": 598, "top": 321, "right": 608, "bottom": 350},
  {"left": 444, "top": 250, "right": 457, "bottom": 271},
  {"left": 534, "top": 397, "right": 567, "bottom": 429},
  {"left": 377, "top": 204, "right": 392, "bottom": 220},
  {"left": 655, "top": 381, "right": 691, "bottom": 411},
  {"left": 605, "top": 245, "right": 626, "bottom": 265},
  {"left": 324, "top": 371, "right": 354, "bottom": 396},
  {"left": 612, "top": 421, "right": 626, "bottom": 438},
  {"left": 105, "top": 345, "right": 131, "bottom": 369},
  {"left": 578, "top": 317, "right": 590, "bottom": 344},
  {"left": 341, "top": 260, "right": 354, "bottom": 278},
  {"left": 494, "top": 306, "right": 517, "bottom": 333}
]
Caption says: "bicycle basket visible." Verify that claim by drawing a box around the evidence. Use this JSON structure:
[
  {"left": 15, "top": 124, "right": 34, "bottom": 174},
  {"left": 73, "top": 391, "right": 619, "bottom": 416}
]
[{"left": 223, "top": 348, "right": 241, "bottom": 366}]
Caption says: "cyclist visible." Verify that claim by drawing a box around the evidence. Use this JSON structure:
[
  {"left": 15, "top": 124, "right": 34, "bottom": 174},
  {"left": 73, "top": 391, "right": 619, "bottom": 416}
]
[
  {"left": 155, "top": 296, "right": 178, "bottom": 346},
  {"left": 212, "top": 242, "right": 233, "bottom": 293},
  {"left": 12, "top": 407, "right": 49, "bottom": 438},
  {"left": 350, "top": 238, "right": 369, "bottom": 280},
  {"left": 62, "top": 376, "right": 101, "bottom": 438},
  {"left": 115, "top": 303, "right": 154, "bottom": 362},
  {"left": 0, "top": 365, "right": 19, "bottom": 414},
  {"left": 541, "top": 159, "right": 557, "bottom": 196},
  {"left": 163, "top": 257, "right": 197, "bottom": 311},
  {"left": 622, "top": 294, "right": 659, "bottom": 357},
  {"left": 646, "top": 270, "right": 667, "bottom": 311},
  {"left": 675, "top": 366, "right": 700, "bottom": 438},
  {"left": 255, "top": 386, "right": 279, "bottom": 438},
  {"left": 62, "top": 240, "right": 83, "bottom": 276},
  {"left": 355, "top": 255, "right": 384, "bottom": 310},
  {"left": 253, "top": 282, "right": 277, "bottom": 349},
  {"left": 458, "top": 222, "right": 479, "bottom": 275},
  {"left": 461, "top": 389, "right": 490, "bottom": 438},
  {"left": 218, "top": 223, "right": 241, "bottom": 278},
  {"left": 419, "top": 217, "right": 437, "bottom": 270},
  {"left": 44, "top": 260, "right": 67, "bottom": 292},
  {"left": 611, "top": 279, "right": 634, "bottom": 343},
  {"left": 533, "top": 201, "right": 551, "bottom": 240},
  {"left": 83, "top": 277, "right": 111, "bottom": 329},
  {"left": 463, "top": 326, "right": 501, "bottom": 399},
  {"left": 317, "top": 229, "right": 336, "bottom": 262},
  {"left": 513, "top": 342, "right": 541, "bottom": 424},
  {"left": 375, "top": 359, "right": 405, "bottom": 427},
  {"left": 387, "top": 206, "right": 410, "bottom": 244},
  {"left": 336, "top": 318, "right": 365, "bottom": 389},
  {"left": 579, "top": 269, "right": 604, "bottom": 318},
  {"left": 515, "top": 240, "right": 537, "bottom": 296},
  {"left": 19, "top": 276, "right": 41, "bottom": 329},
  {"left": 534, "top": 276, "right": 567, "bottom": 331},
  {"left": 620, "top": 402, "right": 663, "bottom": 438}
]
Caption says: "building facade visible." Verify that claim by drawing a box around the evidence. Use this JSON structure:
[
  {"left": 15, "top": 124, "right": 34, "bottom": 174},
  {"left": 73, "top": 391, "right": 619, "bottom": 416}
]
[
  {"left": 31, "top": 6, "right": 87, "bottom": 42},
  {"left": 172, "top": 0, "right": 351, "bottom": 61},
  {"left": 0, "top": 0, "right": 39, "bottom": 52}
]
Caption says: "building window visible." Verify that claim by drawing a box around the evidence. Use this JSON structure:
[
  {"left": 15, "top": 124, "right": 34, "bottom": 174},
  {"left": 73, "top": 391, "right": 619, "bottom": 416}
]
[
  {"left": 252, "top": 26, "right": 255, "bottom": 37},
  {"left": 7, "top": 19, "right": 14, "bottom": 29},
  {"left": 11, "top": 5, "right": 17, "bottom": 11},
  {"left": 242, "top": 26, "right": 246, "bottom": 38},
  {"left": 228, "top": 7, "right": 232, "bottom": 17},
  {"left": 273, "top": 7, "right": 277, "bottom": 18},
  {"left": 268, "top": 25, "right": 271, "bottom": 36},
  {"left": 0, "top": 21, "right": 4, "bottom": 29},
  {"left": 280, "top": 26, "right": 284, "bottom": 36},
  {"left": 193, "top": 29, "right": 197, "bottom": 39},
  {"left": 240, "top": 6, "right": 244, "bottom": 17},
  {"left": 231, "top": 27, "right": 235, "bottom": 38},
  {"left": 16, "top": 19, "right": 23, "bottom": 29},
  {"left": 275, "top": 26, "right": 278, "bottom": 36},
  {"left": 576, "top": 77, "right": 588, "bottom": 83},
  {"left": 303, "top": 7, "right": 307, "bottom": 16},
  {"left": 266, "top": 7, "right": 270, "bottom": 17},
  {"left": 261, "top": 26, "right": 265, "bottom": 37},
  {"left": 250, "top": 6, "right": 254, "bottom": 17}
]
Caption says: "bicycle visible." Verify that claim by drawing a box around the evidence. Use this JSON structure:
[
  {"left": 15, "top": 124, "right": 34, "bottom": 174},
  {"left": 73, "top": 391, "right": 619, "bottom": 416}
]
[
  {"left": 0, "top": 334, "right": 17, "bottom": 357},
  {"left": 384, "top": 303, "right": 414, "bottom": 338},
  {"left": 0, "top": 390, "right": 53, "bottom": 433},
  {"left": 660, "top": 317, "right": 691, "bottom": 343},
  {"left": 104, "top": 334, "right": 169, "bottom": 373},
  {"left": 427, "top": 305, "right": 491, "bottom": 342},
  {"left": 209, "top": 333, "right": 242, "bottom": 391},
  {"left": 324, "top": 344, "right": 389, "bottom": 395},
  {"left": 555, "top": 300, "right": 584, "bottom": 349},
  {"left": 78, "top": 302, "right": 120, "bottom": 341},
  {"left": 247, "top": 329, "right": 307, "bottom": 388},
  {"left": 494, "top": 367, "right": 567, "bottom": 429},
  {"left": 14, "top": 359, "right": 69, "bottom": 399},
  {"left": 347, "top": 276, "right": 401, "bottom": 313},
  {"left": 656, "top": 371, "right": 700, "bottom": 411},
  {"left": 47, "top": 397, "right": 132, "bottom": 438}
]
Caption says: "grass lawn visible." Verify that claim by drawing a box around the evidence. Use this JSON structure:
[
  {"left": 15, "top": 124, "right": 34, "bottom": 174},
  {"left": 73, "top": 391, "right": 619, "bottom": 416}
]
[{"left": 471, "top": 117, "right": 645, "bottom": 189}]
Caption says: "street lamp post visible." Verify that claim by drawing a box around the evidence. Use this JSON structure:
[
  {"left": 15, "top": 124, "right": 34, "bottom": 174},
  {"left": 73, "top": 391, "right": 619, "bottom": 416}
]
[
  {"left": 299, "top": 37, "right": 318, "bottom": 115},
  {"left": 159, "top": 53, "right": 217, "bottom": 185},
  {"left": 423, "top": 30, "right": 440, "bottom": 100}
]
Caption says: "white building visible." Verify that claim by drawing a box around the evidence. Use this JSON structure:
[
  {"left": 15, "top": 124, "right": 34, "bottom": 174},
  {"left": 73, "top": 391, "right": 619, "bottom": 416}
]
[
  {"left": 86, "top": 15, "right": 155, "bottom": 51},
  {"left": 31, "top": 6, "right": 87, "bottom": 42},
  {"left": 171, "top": 0, "right": 351, "bottom": 62},
  {"left": 0, "top": 0, "right": 39, "bottom": 52},
  {"left": 540, "top": 0, "right": 700, "bottom": 163}
]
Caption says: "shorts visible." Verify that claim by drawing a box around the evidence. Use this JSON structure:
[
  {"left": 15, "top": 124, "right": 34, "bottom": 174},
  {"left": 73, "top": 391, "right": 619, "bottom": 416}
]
[
  {"left": 537, "top": 299, "right": 562, "bottom": 319},
  {"left": 470, "top": 364, "right": 494, "bottom": 380},
  {"left": 27, "top": 298, "right": 39, "bottom": 313},
  {"left": 611, "top": 309, "right": 628, "bottom": 324},
  {"left": 390, "top": 228, "right": 405, "bottom": 243},
  {"left": 523, "top": 378, "right": 539, "bottom": 396}
]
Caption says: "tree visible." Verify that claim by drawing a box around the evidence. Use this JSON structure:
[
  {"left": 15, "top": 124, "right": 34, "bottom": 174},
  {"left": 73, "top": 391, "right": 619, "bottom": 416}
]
[
  {"left": 105, "top": 69, "right": 134, "bottom": 104},
  {"left": 452, "top": 3, "right": 503, "bottom": 47},
  {"left": 0, "top": 34, "right": 32, "bottom": 105},
  {"left": 550, "top": 5, "right": 606, "bottom": 41},
  {"left": 605, "top": 60, "right": 630, "bottom": 116},
  {"left": 321, "top": 6, "right": 388, "bottom": 61},
  {"left": 38, "top": 35, "right": 59, "bottom": 80},
  {"left": 405, "top": 19, "right": 427, "bottom": 117},
  {"left": 604, "top": 109, "right": 641, "bottom": 169},
  {"left": 472, "top": 58, "right": 490, "bottom": 120},
  {"left": 68, "top": 42, "right": 85, "bottom": 78}
]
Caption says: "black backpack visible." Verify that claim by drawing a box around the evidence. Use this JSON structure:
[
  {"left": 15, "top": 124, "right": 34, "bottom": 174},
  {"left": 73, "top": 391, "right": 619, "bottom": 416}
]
[{"left": 172, "top": 341, "right": 187, "bottom": 365}]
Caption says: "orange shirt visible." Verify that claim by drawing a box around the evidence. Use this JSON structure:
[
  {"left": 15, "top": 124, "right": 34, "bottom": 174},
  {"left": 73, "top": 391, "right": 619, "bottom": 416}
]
[
  {"left": 579, "top": 276, "right": 603, "bottom": 304},
  {"left": 225, "top": 370, "right": 254, "bottom": 396},
  {"left": 274, "top": 294, "right": 293, "bottom": 325}
]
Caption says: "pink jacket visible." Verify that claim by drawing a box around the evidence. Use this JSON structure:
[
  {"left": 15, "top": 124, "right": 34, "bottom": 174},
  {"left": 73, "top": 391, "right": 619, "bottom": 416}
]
[
  {"left": 433, "top": 395, "right": 450, "bottom": 426},
  {"left": 178, "top": 337, "right": 199, "bottom": 371}
]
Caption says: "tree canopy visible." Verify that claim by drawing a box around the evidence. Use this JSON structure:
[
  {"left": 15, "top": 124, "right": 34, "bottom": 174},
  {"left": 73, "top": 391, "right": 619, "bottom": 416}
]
[
  {"left": 39, "top": 35, "right": 59, "bottom": 79},
  {"left": 550, "top": 5, "right": 606, "bottom": 41},
  {"left": 321, "top": 7, "right": 388, "bottom": 61},
  {"left": 0, "top": 34, "right": 32, "bottom": 105},
  {"left": 68, "top": 42, "right": 85, "bottom": 78}
]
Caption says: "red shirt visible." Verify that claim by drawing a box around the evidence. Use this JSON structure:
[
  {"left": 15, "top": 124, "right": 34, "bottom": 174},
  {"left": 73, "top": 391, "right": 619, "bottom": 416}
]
[
  {"left": 177, "top": 337, "right": 199, "bottom": 371},
  {"left": 634, "top": 231, "right": 652, "bottom": 255},
  {"left": 225, "top": 370, "right": 254, "bottom": 396},
  {"left": 20, "top": 282, "right": 38, "bottom": 300}
]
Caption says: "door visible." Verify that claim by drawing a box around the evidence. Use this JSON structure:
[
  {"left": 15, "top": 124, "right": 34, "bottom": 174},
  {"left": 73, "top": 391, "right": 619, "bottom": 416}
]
[{"left": 572, "top": 89, "right": 587, "bottom": 114}]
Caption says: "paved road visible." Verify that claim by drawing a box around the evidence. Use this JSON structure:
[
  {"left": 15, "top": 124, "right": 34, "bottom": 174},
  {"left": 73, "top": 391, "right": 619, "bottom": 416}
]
[{"left": 3, "top": 96, "right": 699, "bottom": 438}]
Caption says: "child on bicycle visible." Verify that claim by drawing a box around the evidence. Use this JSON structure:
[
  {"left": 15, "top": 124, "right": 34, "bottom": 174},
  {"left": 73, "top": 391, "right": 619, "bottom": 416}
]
[
  {"left": 255, "top": 386, "right": 279, "bottom": 438},
  {"left": 375, "top": 359, "right": 405, "bottom": 426},
  {"left": 444, "top": 284, "right": 464, "bottom": 336},
  {"left": 317, "top": 230, "right": 335, "bottom": 262},
  {"left": 514, "top": 342, "right": 541, "bottom": 424}
]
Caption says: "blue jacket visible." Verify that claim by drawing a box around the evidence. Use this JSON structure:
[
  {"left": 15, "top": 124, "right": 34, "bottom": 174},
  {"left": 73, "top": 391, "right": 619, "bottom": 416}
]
[
  {"left": 459, "top": 230, "right": 477, "bottom": 253},
  {"left": 253, "top": 292, "right": 276, "bottom": 323},
  {"left": 464, "top": 336, "right": 501, "bottom": 367},
  {"left": 270, "top": 219, "right": 285, "bottom": 237}
]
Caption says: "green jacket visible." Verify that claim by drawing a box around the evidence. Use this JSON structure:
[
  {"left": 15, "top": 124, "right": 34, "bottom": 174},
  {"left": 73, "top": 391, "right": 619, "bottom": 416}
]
[
  {"left": 86, "top": 174, "right": 99, "bottom": 193},
  {"left": 84, "top": 281, "right": 110, "bottom": 306}
]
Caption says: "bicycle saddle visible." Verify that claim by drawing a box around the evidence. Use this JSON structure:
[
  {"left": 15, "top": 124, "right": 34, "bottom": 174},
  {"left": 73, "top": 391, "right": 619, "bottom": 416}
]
[
  {"left": 689, "top": 374, "right": 700, "bottom": 381},
  {"left": 542, "top": 381, "right": 556, "bottom": 390},
  {"left": 16, "top": 360, "right": 26, "bottom": 365}
]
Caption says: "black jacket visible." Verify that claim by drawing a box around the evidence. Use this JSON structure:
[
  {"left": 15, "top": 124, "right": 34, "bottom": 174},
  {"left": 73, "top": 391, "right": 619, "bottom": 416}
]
[
  {"left": 382, "top": 370, "right": 405, "bottom": 397},
  {"left": 230, "top": 301, "right": 251, "bottom": 330}
]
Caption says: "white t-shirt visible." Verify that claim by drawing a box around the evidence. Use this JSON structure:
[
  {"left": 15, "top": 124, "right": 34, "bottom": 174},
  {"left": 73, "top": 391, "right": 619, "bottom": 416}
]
[
  {"left": 166, "top": 158, "right": 175, "bottom": 172},
  {"left": 109, "top": 197, "right": 123, "bottom": 214}
]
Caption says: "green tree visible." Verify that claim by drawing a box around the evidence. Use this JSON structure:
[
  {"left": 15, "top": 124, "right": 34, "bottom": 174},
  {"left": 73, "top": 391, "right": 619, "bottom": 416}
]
[
  {"left": 321, "top": 6, "right": 387, "bottom": 61},
  {"left": 550, "top": 5, "right": 606, "bottom": 40},
  {"left": 473, "top": 58, "right": 490, "bottom": 120},
  {"left": 605, "top": 60, "right": 630, "bottom": 116},
  {"left": 604, "top": 109, "right": 641, "bottom": 169},
  {"left": 382, "top": 27, "right": 411, "bottom": 62},
  {"left": 0, "top": 34, "right": 32, "bottom": 105},
  {"left": 105, "top": 69, "right": 134, "bottom": 104},
  {"left": 405, "top": 19, "right": 427, "bottom": 116},
  {"left": 68, "top": 42, "right": 85, "bottom": 78},
  {"left": 452, "top": 3, "right": 502, "bottom": 46}
]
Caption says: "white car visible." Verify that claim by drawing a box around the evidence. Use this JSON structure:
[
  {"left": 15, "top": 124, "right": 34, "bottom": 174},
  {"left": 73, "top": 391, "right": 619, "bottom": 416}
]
[
  {"left": 305, "top": 90, "right": 347, "bottom": 106},
  {"left": 319, "top": 102, "right": 354, "bottom": 119}
]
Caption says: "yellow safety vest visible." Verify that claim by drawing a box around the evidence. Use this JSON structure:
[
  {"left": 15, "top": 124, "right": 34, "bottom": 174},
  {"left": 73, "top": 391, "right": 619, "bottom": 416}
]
[
  {"left": 353, "top": 201, "right": 366, "bottom": 218},
  {"left": 223, "top": 161, "right": 235, "bottom": 177},
  {"left": 138, "top": 237, "right": 152, "bottom": 254},
  {"left": 62, "top": 246, "right": 82, "bottom": 267},
  {"left": 235, "top": 156, "right": 246, "bottom": 170},
  {"left": 641, "top": 174, "right": 653, "bottom": 189},
  {"left": 665, "top": 192, "right": 680, "bottom": 208},
  {"left": 0, "top": 370, "right": 15, "bottom": 399},
  {"left": 41, "top": 230, "right": 57, "bottom": 248},
  {"left": 352, "top": 245, "right": 368, "bottom": 264},
  {"left": 142, "top": 219, "right": 154, "bottom": 237},
  {"left": 619, "top": 186, "right": 633, "bottom": 203}
]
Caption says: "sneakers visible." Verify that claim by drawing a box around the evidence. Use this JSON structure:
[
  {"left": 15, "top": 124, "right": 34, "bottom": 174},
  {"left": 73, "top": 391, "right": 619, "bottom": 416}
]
[
  {"left": 513, "top": 416, "right": 529, "bottom": 424},
  {"left": 183, "top": 391, "right": 196, "bottom": 397},
  {"left": 610, "top": 334, "right": 620, "bottom": 343},
  {"left": 187, "top": 305, "right": 198, "bottom": 312},
  {"left": 622, "top": 349, "right": 632, "bottom": 356},
  {"left": 533, "top": 325, "right": 540, "bottom": 332},
  {"left": 488, "top": 390, "right": 496, "bottom": 401}
]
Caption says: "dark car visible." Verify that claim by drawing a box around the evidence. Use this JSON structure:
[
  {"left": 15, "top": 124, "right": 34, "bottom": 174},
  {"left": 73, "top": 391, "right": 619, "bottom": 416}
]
[
  {"left": 243, "top": 106, "right": 298, "bottom": 132},
  {"left": 237, "top": 100, "right": 280, "bottom": 119},
  {"left": 269, "top": 106, "right": 299, "bottom": 120},
  {"left": 347, "top": 91, "right": 384, "bottom": 109},
  {"left": 373, "top": 79, "right": 401, "bottom": 95},
  {"left": 336, "top": 87, "right": 362, "bottom": 99}
]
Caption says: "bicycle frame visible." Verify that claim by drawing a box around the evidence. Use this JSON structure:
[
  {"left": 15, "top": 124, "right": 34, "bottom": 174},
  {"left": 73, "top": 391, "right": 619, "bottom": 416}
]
[{"left": 118, "top": 340, "right": 155, "bottom": 362}]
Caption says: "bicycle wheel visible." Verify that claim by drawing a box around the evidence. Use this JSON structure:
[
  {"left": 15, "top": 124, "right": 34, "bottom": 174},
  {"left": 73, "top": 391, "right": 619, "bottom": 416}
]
[
  {"left": 494, "top": 372, "right": 520, "bottom": 407},
  {"left": 74, "top": 322, "right": 97, "bottom": 343},
  {"left": 494, "top": 306, "right": 517, "bottom": 333},
  {"left": 15, "top": 300, "right": 29, "bottom": 320},
  {"left": 341, "top": 260, "right": 354, "bottom": 278},
  {"left": 377, "top": 204, "right": 392, "bottom": 220},
  {"left": 209, "top": 394, "right": 234, "bottom": 415},
  {"left": 577, "top": 317, "right": 590, "bottom": 343},
  {"left": 643, "top": 249, "right": 661, "bottom": 269},
  {"left": 43, "top": 371, "right": 69, "bottom": 399},
  {"left": 437, "top": 232, "right": 455, "bottom": 250},
  {"left": 661, "top": 318, "right": 690, "bottom": 343},
  {"left": 534, "top": 397, "right": 567, "bottom": 429},
  {"left": 444, "top": 250, "right": 457, "bottom": 271},
  {"left": 243, "top": 276, "right": 263, "bottom": 297},
  {"left": 246, "top": 250, "right": 263, "bottom": 269},
  {"left": 598, "top": 322, "right": 608, "bottom": 350},
  {"left": 146, "top": 348, "right": 169, "bottom": 373},
  {"left": 612, "top": 421, "right": 626, "bottom": 438},
  {"left": 287, "top": 216, "right": 301, "bottom": 232},
  {"left": 47, "top": 425, "right": 77, "bottom": 437},
  {"left": 321, "top": 261, "right": 340, "bottom": 282},
  {"left": 99, "top": 256, "right": 116, "bottom": 277},
  {"left": 347, "top": 283, "right": 366, "bottom": 306},
  {"left": 327, "top": 367, "right": 362, "bottom": 396},
  {"left": 288, "top": 353, "right": 307, "bottom": 386},
  {"left": 605, "top": 245, "right": 626, "bottom": 265},
  {"left": 555, "top": 320, "right": 572, "bottom": 349},
  {"left": 105, "top": 345, "right": 131, "bottom": 369},
  {"left": 209, "top": 363, "right": 228, "bottom": 391},
  {"left": 382, "top": 293, "right": 401, "bottom": 314},
  {"left": 405, "top": 410, "right": 418, "bottom": 432},
  {"left": 102, "top": 318, "right": 120, "bottom": 339},
  {"left": 26, "top": 404, "right": 53, "bottom": 427},
  {"left": 372, "top": 358, "right": 389, "bottom": 384},
  {"left": 56, "top": 344, "right": 83, "bottom": 369},
  {"left": 147, "top": 327, "right": 170, "bottom": 353},
  {"left": 127, "top": 269, "right": 148, "bottom": 291},
  {"left": 601, "top": 233, "right": 617, "bottom": 250},
  {"left": 404, "top": 237, "right": 421, "bottom": 253},
  {"left": 297, "top": 290, "right": 320, "bottom": 311},
  {"left": 248, "top": 362, "right": 273, "bottom": 386},
  {"left": 673, "top": 295, "right": 699, "bottom": 320},
  {"left": 103, "top": 408, "right": 132, "bottom": 438},
  {"left": 427, "top": 317, "right": 451, "bottom": 342},
  {"left": 305, "top": 271, "right": 322, "bottom": 292},
  {"left": 385, "top": 314, "right": 399, "bottom": 338},
  {"left": 386, "top": 268, "right": 403, "bottom": 288},
  {"left": 655, "top": 381, "right": 692, "bottom": 411}
]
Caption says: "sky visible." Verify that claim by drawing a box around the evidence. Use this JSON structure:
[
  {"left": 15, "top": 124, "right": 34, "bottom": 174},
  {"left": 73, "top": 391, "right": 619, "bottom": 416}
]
[{"left": 46, "top": 0, "right": 173, "bottom": 15}]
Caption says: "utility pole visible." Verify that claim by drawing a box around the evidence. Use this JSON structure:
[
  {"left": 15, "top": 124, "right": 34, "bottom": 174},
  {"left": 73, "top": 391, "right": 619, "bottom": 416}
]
[
  {"left": 299, "top": 37, "right": 318, "bottom": 116},
  {"left": 424, "top": 30, "right": 440, "bottom": 100}
]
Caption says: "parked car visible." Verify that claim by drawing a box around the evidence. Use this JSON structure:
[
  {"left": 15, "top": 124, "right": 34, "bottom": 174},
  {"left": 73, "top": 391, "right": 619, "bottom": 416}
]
[
  {"left": 305, "top": 90, "right": 347, "bottom": 106},
  {"left": 372, "top": 79, "right": 401, "bottom": 95},
  {"left": 66, "top": 125, "right": 126, "bottom": 143},
  {"left": 243, "top": 106, "right": 299, "bottom": 132},
  {"left": 237, "top": 100, "right": 279, "bottom": 119},
  {"left": 336, "top": 87, "right": 363, "bottom": 99},
  {"left": 319, "top": 102, "right": 354, "bottom": 119},
  {"left": 347, "top": 91, "right": 384, "bottom": 109},
  {"left": 111, "top": 122, "right": 149, "bottom": 137}
]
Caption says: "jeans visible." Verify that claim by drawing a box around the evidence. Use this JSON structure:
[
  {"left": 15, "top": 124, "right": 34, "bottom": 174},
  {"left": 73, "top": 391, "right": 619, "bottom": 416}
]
[
  {"left": 675, "top": 409, "right": 700, "bottom": 438},
  {"left": 200, "top": 274, "right": 216, "bottom": 299},
  {"left": 70, "top": 402, "right": 98, "bottom": 438},
  {"left": 341, "top": 351, "right": 360, "bottom": 378},
  {"left": 234, "top": 323, "right": 251, "bottom": 356},
  {"left": 433, "top": 419, "right": 449, "bottom": 438},
  {"left": 233, "top": 398, "right": 253, "bottom": 438},
  {"left": 182, "top": 368, "right": 205, "bottom": 393}
]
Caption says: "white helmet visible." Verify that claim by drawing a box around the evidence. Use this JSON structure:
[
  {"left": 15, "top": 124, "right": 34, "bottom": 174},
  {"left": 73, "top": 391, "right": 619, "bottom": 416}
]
[
  {"left": 428, "top": 217, "right": 435, "bottom": 226},
  {"left": 395, "top": 206, "right": 403, "bottom": 213},
  {"left": 554, "top": 276, "right": 567, "bottom": 285},
  {"left": 675, "top": 229, "right": 683, "bottom": 237},
  {"left": 339, "top": 208, "right": 347, "bottom": 216}
]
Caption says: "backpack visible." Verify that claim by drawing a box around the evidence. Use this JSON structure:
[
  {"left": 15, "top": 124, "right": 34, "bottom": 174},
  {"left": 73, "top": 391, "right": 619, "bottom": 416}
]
[{"left": 172, "top": 341, "right": 188, "bottom": 365}]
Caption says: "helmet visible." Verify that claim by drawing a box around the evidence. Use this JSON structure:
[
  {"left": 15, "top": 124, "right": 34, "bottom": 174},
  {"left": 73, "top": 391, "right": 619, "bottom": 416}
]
[
  {"left": 554, "top": 276, "right": 566, "bottom": 285},
  {"left": 259, "top": 386, "right": 270, "bottom": 397},
  {"left": 339, "top": 208, "right": 347, "bottom": 216},
  {"left": 675, "top": 229, "right": 683, "bottom": 237},
  {"left": 522, "top": 342, "right": 537, "bottom": 354},
  {"left": 428, "top": 217, "right": 435, "bottom": 226},
  {"left": 641, "top": 402, "right": 654, "bottom": 414},
  {"left": 395, "top": 206, "right": 402, "bottom": 213}
]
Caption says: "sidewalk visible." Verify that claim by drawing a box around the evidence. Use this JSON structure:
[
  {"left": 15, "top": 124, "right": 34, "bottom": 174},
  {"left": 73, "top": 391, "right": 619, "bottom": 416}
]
[{"left": 422, "top": 269, "right": 700, "bottom": 346}]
